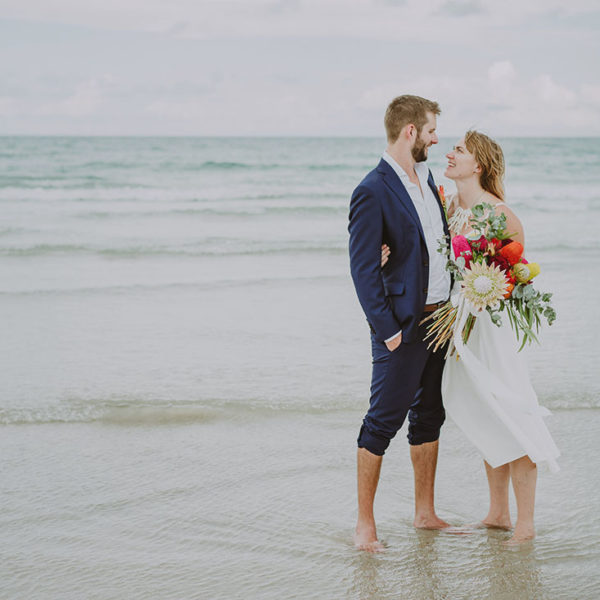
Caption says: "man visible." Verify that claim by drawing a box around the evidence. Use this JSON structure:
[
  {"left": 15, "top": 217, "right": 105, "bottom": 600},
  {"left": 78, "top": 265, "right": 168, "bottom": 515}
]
[{"left": 348, "top": 95, "right": 451, "bottom": 552}]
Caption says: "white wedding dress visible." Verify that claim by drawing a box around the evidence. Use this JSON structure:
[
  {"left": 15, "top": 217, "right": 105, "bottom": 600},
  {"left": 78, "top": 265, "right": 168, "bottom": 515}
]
[{"left": 441, "top": 199, "right": 560, "bottom": 472}]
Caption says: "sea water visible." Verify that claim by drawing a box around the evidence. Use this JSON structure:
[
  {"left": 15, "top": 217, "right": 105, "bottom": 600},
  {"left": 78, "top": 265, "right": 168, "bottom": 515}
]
[{"left": 1, "top": 136, "right": 599, "bottom": 599}]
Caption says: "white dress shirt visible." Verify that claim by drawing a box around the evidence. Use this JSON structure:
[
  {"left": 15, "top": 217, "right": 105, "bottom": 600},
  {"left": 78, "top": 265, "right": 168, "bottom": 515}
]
[{"left": 382, "top": 152, "right": 451, "bottom": 342}]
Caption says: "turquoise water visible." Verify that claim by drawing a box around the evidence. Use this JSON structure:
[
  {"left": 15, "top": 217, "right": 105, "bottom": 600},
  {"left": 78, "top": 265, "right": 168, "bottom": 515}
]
[{"left": 1, "top": 137, "right": 599, "bottom": 598}]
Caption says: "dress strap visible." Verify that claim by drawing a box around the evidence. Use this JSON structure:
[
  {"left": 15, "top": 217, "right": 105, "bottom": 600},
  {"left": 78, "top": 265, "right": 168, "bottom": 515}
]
[{"left": 446, "top": 192, "right": 459, "bottom": 211}]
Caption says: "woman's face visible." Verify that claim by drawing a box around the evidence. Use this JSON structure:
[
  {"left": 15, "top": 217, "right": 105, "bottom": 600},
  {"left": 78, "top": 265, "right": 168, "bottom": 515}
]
[{"left": 444, "top": 138, "right": 480, "bottom": 180}]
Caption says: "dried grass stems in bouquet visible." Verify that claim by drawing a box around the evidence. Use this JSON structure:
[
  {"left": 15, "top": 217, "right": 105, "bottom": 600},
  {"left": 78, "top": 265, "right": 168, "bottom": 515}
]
[{"left": 422, "top": 202, "right": 556, "bottom": 355}]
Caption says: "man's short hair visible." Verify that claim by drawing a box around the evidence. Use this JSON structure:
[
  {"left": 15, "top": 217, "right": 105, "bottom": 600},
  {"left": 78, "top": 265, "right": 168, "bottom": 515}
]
[{"left": 384, "top": 95, "right": 441, "bottom": 143}]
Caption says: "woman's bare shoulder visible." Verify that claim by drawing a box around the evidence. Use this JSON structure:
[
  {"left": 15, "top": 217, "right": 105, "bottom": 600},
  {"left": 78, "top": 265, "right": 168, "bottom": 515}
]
[
  {"left": 491, "top": 198, "right": 524, "bottom": 242},
  {"left": 490, "top": 198, "right": 520, "bottom": 221}
]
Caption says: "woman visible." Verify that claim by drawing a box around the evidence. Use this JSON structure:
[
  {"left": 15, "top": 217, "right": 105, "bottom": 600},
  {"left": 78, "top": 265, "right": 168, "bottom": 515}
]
[{"left": 382, "top": 131, "right": 559, "bottom": 544}]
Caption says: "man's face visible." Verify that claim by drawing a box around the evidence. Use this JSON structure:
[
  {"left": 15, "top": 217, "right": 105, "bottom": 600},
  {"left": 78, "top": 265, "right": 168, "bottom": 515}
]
[{"left": 411, "top": 112, "right": 438, "bottom": 162}]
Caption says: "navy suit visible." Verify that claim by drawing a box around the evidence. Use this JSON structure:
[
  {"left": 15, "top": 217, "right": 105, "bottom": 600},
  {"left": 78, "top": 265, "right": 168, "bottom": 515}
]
[{"left": 348, "top": 159, "right": 450, "bottom": 454}]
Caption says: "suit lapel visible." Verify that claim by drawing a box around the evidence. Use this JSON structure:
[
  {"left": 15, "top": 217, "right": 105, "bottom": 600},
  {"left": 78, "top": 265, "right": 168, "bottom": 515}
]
[{"left": 376, "top": 159, "right": 425, "bottom": 242}]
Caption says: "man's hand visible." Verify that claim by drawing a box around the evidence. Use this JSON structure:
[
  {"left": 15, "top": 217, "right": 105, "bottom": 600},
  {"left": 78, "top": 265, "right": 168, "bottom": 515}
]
[
  {"left": 385, "top": 333, "right": 402, "bottom": 351},
  {"left": 381, "top": 244, "right": 390, "bottom": 267}
]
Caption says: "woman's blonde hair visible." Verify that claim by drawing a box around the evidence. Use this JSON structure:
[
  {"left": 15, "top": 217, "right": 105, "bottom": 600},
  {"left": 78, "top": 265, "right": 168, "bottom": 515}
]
[{"left": 464, "top": 130, "right": 505, "bottom": 201}]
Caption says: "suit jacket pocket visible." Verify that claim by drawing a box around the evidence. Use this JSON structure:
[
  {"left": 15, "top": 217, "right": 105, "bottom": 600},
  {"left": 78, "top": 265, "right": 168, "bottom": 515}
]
[{"left": 383, "top": 281, "right": 405, "bottom": 296}]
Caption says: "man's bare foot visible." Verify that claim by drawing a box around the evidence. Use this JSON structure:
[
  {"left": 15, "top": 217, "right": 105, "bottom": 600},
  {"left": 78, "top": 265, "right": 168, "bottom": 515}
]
[
  {"left": 413, "top": 515, "right": 451, "bottom": 530},
  {"left": 354, "top": 522, "right": 385, "bottom": 552}
]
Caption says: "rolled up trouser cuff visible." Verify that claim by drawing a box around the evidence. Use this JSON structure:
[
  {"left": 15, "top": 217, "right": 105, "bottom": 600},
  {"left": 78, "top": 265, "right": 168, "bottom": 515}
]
[
  {"left": 408, "top": 428, "right": 441, "bottom": 446},
  {"left": 357, "top": 423, "right": 390, "bottom": 456},
  {"left": 407, "top": 407, "right": 446, "bottom": 445}
]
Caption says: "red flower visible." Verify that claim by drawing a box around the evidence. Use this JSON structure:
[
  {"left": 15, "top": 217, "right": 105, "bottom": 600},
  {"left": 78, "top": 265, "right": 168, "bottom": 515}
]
[
  {"left": 491, "top": 254, "right": 511, "bottom": 272},
  {"left": 470, "top": 235, "right": 488, "bottom": 252}
]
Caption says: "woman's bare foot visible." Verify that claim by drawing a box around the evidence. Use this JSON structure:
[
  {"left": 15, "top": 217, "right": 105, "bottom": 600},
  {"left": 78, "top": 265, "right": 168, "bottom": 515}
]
[
  {"left": 480, "top": 517, "right": 512, "bottom": 530},
  {"left": 354, "top": 521, "right": 385, "bottom": 552},
  {"left": 413, "top": 514, "right": 451, "bottom": 530},
  {"left": 441, "top": 515, "right": 512, "bottom": 534},
  {"left": 445, "top": 520, "right": 511, "bottom": 534},
  {"left": 503, "top": 526, "right": 535, "bottom": 546}
]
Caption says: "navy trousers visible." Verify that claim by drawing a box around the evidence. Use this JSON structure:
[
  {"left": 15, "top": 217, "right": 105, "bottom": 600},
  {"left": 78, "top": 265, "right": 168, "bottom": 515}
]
[{"left": 357, "top": 317, "right": 446, "bottom": 455}]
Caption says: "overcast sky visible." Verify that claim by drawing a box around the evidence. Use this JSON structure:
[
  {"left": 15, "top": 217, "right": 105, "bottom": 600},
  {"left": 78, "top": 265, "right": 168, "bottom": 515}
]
[{"left": 1, "top": 0, "right": 599, "bottom": 136}]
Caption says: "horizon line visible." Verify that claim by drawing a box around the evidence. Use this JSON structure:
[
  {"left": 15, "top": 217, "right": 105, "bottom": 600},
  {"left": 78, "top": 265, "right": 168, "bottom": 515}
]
[{"left": 1, "top": 134, "right": 599, "bottom": 139}]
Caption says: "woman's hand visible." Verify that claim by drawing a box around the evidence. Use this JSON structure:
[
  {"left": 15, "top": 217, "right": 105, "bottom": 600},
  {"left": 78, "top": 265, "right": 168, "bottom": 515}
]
[{"left": 381, "top": 244, "right": 390, "bottom": 268}]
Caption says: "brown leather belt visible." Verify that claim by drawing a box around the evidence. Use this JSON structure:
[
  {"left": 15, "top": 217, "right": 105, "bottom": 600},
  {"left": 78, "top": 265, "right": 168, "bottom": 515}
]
[{"left": 423, "top": 300, "right": 447, "bottom": 313}]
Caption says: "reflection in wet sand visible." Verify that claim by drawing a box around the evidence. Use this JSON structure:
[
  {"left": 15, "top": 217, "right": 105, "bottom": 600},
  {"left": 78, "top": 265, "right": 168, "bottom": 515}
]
[{"left": 348, "top": 527, "right": 546, "bottom": 600}]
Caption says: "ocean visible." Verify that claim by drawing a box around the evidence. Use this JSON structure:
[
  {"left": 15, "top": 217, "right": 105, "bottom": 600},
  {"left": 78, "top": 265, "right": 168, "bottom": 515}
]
[{"left": 1, "top": 136, "right": 599, "bottom": 599}]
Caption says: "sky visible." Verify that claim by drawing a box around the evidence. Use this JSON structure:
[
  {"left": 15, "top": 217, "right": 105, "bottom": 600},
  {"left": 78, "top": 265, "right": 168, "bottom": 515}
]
[{"left": 1, "top": 0, "right": 599, "bottom": 136}]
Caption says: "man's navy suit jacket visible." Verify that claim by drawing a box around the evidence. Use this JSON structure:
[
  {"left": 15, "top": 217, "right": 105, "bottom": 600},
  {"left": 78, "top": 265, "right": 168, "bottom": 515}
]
[{"left": 348, "top": 158, "right": 450, "bottom": 344}]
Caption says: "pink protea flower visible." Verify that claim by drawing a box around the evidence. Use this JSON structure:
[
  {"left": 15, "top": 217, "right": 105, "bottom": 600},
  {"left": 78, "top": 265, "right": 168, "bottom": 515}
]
[{"left": 452, "top": 235, "right": 472, "bottom": 266}]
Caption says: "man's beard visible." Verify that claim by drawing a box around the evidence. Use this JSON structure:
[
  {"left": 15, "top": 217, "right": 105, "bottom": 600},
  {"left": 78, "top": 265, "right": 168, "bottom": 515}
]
[{"left": 411, "top": 137, "right": 428, "bottom": 162}]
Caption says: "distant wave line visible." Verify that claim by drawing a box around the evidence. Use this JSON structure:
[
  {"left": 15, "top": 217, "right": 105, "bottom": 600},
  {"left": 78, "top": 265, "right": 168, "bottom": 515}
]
[
  {"left": 1, "top": 396, "right": 596, "bottom": 426},
  {"left": 0, "top": 243, "right": 348, "bottom": 258},
  {"left": 0, "top": 273, "right": 348, "bottom": 297},
  {"left": 1, "top": 241, "right": 597, "bottom": 259},
  {"left": 0, "top": 398, "right": 351, "bottom": 426},
  {"left": 0, "top": 188, "right": 348, "bottom": 203},
  {"left": 71, "top": 205, "right": 347, "bottom": 219},
  {"left": 165, "top": 160, "right": 368, "bottom": 171}
]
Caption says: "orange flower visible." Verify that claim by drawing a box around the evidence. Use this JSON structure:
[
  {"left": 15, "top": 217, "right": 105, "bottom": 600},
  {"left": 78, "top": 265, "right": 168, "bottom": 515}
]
[
  {"left": 499, "top": 241, "right": 524, "bottom": 265},
  {"left": 504, "top": 283, "right": 514, "bottom": 298},
  {"left": 438, "top": 185, "right": 446, "bottom": 208}
]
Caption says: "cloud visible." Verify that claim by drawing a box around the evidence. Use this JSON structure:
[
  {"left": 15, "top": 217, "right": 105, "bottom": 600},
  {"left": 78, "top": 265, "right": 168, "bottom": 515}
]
[
  {"left": 437, "top": 0, "right": 485, "bottom": 17},
  {"left": 145, "top": 99, "right": 207, "bottom": 119},
  {"left": 357, "top": 85, "right": 402, "bottom": 111},
  {"left": 3, "top": 0, "right": 596, "bottom": 41},
  {"left": 354, "top": 62, "right": 600, "bottom": 138},
  {"left": 0, "top": 97, "right": 18, "bottom": 116},
  {"left": 0, "top": 3, "right": 599, "bottom": 135},
  {"left": 375, "top": 0, "right": 407, "bottom": 6},
  {"left": 36, "top": 78, "right": 106, "bottom": 117},
  {"left": 535, "top": 74, "right": 577, "bottom": 107},
  {"left": 581, "top": 84, "right": 600, "bottom": 104},
  {"left": 488, "top": 61, "right": 517, "bottom": 103}
]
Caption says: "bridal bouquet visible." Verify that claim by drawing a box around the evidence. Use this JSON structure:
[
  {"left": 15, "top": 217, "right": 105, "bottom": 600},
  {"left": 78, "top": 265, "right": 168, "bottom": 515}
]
[{"left": 423, "top": 203, "right": 556, "bottom": 354}]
